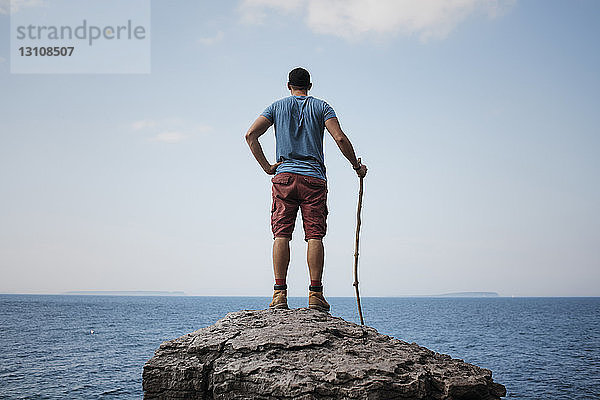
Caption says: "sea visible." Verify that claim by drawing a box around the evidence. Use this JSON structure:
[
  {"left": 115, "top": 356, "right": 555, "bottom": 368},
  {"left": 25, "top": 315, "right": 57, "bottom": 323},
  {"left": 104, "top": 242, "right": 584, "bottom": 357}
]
[{"left": 0, "top": 295, "right": 598, "bottom": 399}]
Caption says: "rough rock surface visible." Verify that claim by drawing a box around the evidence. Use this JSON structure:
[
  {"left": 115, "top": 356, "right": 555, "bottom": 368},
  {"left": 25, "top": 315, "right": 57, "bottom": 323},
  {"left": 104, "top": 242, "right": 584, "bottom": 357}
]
[{"left": 143, "top": 309, "right": 506, "bottom": 399}]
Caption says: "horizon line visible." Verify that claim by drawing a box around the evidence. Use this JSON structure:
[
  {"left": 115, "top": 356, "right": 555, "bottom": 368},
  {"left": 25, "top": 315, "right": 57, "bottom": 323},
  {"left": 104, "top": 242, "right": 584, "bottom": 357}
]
[{"left": 1, "top": 292, "right": 599, "bottom": 298}]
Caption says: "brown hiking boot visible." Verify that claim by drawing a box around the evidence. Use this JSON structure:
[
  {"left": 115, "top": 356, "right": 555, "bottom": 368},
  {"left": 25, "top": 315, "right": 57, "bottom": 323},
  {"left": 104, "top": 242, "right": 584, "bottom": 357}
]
[
  {"left": 269, "top": 289, "right": 288, "bottom": 309},
  {"left": 308, "top": 289, "right": 330, "bottom": 312}
]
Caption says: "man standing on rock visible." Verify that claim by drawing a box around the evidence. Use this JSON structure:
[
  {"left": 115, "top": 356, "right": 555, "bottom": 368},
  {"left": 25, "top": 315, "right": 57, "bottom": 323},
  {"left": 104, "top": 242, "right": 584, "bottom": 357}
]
[{"left": 245, "top": 67, "right": 367, "bottom": 312}]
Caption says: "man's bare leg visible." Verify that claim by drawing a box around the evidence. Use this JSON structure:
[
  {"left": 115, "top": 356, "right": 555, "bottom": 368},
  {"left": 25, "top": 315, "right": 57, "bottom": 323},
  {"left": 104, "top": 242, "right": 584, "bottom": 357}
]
[
  {"left": 270, "top": 237, "right": 290, "bottom": 309},
  {"left": 307, "top": 238, "right": 330, "bottom": 312},
  {"left": 307, "top": 239, "right": 324, "bottom": 282},
  {"left": 273, "top": 237, "right": 291, "bottom": 281}
]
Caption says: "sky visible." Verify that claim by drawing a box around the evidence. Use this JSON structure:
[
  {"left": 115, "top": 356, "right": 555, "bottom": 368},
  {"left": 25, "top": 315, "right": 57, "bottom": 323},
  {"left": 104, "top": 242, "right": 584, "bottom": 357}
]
[{"left": 0, "top": 0, "right": 598, "bottom": 297}]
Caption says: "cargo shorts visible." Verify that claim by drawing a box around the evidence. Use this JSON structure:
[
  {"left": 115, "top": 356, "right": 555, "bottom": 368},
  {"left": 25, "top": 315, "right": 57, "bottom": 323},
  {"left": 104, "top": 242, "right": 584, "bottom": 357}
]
[{"left": 271, "top": 172, "right": 328, "bottom": 241}]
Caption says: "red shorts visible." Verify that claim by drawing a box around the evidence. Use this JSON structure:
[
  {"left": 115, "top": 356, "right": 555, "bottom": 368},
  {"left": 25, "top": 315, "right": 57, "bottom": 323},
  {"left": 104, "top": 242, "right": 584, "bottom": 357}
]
[{"left": 271, "top": 172, "right": 328, "bottom": 241}]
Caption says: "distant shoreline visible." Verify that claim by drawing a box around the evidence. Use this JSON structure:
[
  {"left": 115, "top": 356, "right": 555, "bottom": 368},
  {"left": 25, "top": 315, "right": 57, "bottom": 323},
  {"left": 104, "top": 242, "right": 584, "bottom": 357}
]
[
  {"left": 422, "top": 291, "right": 500, "bottom": 298},
  {"left": 63, "top": 290, "right": 186, "bottom": 296}
]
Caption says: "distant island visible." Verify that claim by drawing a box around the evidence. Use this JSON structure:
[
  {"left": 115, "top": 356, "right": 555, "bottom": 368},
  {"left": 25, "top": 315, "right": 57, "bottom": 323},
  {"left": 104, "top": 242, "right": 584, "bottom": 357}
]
[
  {"left": 432, "top": 292, "right": 500, "bottom": 297},
  {"left": 64, "top": 290, "right": 185, "bottom": 296}
]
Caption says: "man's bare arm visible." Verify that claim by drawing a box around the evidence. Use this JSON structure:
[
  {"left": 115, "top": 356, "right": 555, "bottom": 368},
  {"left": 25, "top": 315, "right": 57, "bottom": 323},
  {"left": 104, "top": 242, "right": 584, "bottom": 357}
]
[
  {"left": 245, "top": 116, "right": 282, "bottom": 175},
  {"left": 325, "top": 117, "right": 367, "bottom": 178}
]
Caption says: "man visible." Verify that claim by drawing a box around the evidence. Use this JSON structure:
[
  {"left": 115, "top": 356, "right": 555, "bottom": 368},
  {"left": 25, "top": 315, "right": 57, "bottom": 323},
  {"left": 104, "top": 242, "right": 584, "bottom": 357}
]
[{"left": 245, "top": 67, "right": 367, "bottom": 312}]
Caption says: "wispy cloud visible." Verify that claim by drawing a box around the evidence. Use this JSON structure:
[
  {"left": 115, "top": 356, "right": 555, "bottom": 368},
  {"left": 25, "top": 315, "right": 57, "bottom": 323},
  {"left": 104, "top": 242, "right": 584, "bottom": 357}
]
[
  {"left": 131, "top": 119, "right": 157, "bottom": 131},
  {"left": 239, "top": 0, "right": 515, "bottom": 41},
  {"left": 0, "top": 0, "right": 9, "bottom": 14},
  {"left": 198, "top": 31, "right": 225, "bottom": 46},
  {"left": 149, "top": 131, "right": 188, "bottom": 144},
  {"left": 0, "top": 0, "right": 45, "bottom": 15},
  {"left": 130, "top": 118, "right": 211, "bottom": 144},
  {"left": 239, "top": 0, "right": 302, "bottom": 24}
]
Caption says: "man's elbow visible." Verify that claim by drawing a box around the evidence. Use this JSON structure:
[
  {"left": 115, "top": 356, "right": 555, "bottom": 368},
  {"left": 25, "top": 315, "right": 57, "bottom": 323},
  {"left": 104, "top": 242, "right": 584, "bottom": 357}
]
[{"left": 245, "top": 131, "right": 255, "bottom": 145}]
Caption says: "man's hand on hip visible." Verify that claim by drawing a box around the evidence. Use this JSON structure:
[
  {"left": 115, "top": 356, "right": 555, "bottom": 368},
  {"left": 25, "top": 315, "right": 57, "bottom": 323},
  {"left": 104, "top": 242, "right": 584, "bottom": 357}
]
[{"left": 265, "top": 161, "right": 283, "bottom": 175}]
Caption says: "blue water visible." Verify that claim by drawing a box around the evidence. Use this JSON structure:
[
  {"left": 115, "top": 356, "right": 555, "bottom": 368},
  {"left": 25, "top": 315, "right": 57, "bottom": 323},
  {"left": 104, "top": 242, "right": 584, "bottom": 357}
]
[{"left": 0, "top": 296, "right": 599, "bottom": 399}]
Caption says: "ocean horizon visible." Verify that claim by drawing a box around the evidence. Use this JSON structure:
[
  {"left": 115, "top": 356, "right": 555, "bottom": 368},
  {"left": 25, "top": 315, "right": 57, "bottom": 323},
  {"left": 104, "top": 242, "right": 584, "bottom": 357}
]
[
  {"left": 1, "top": 295, "right": 598, "bottom": 399},
  {"left": 6, "top": 291, "right": 600, "bottom": 297}
]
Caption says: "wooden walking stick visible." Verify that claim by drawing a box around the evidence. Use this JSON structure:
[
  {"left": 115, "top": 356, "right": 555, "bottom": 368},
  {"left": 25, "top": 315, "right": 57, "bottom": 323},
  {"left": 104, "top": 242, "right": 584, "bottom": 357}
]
[{"left": 353, "top": 158, "right": 365, "bottom": 326}]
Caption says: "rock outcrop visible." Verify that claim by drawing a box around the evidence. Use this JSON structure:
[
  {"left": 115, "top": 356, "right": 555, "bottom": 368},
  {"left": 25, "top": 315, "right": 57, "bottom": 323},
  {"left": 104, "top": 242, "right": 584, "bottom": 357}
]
[{"left": 143, "top": 308, "right": 506, "bottom": 399}]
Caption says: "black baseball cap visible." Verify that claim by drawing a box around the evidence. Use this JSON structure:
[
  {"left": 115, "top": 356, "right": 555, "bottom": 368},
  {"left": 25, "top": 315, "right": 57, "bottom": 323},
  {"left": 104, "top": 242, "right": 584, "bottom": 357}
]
[{"left": 288, "top": 67, "right": 311, "bottom": 88}]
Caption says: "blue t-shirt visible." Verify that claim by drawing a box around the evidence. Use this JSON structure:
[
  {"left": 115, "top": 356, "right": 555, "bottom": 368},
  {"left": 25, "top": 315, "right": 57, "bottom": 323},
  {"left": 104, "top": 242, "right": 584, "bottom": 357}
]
[{"left": 261, "top": 95, "right": 336, "bottom": 181}]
